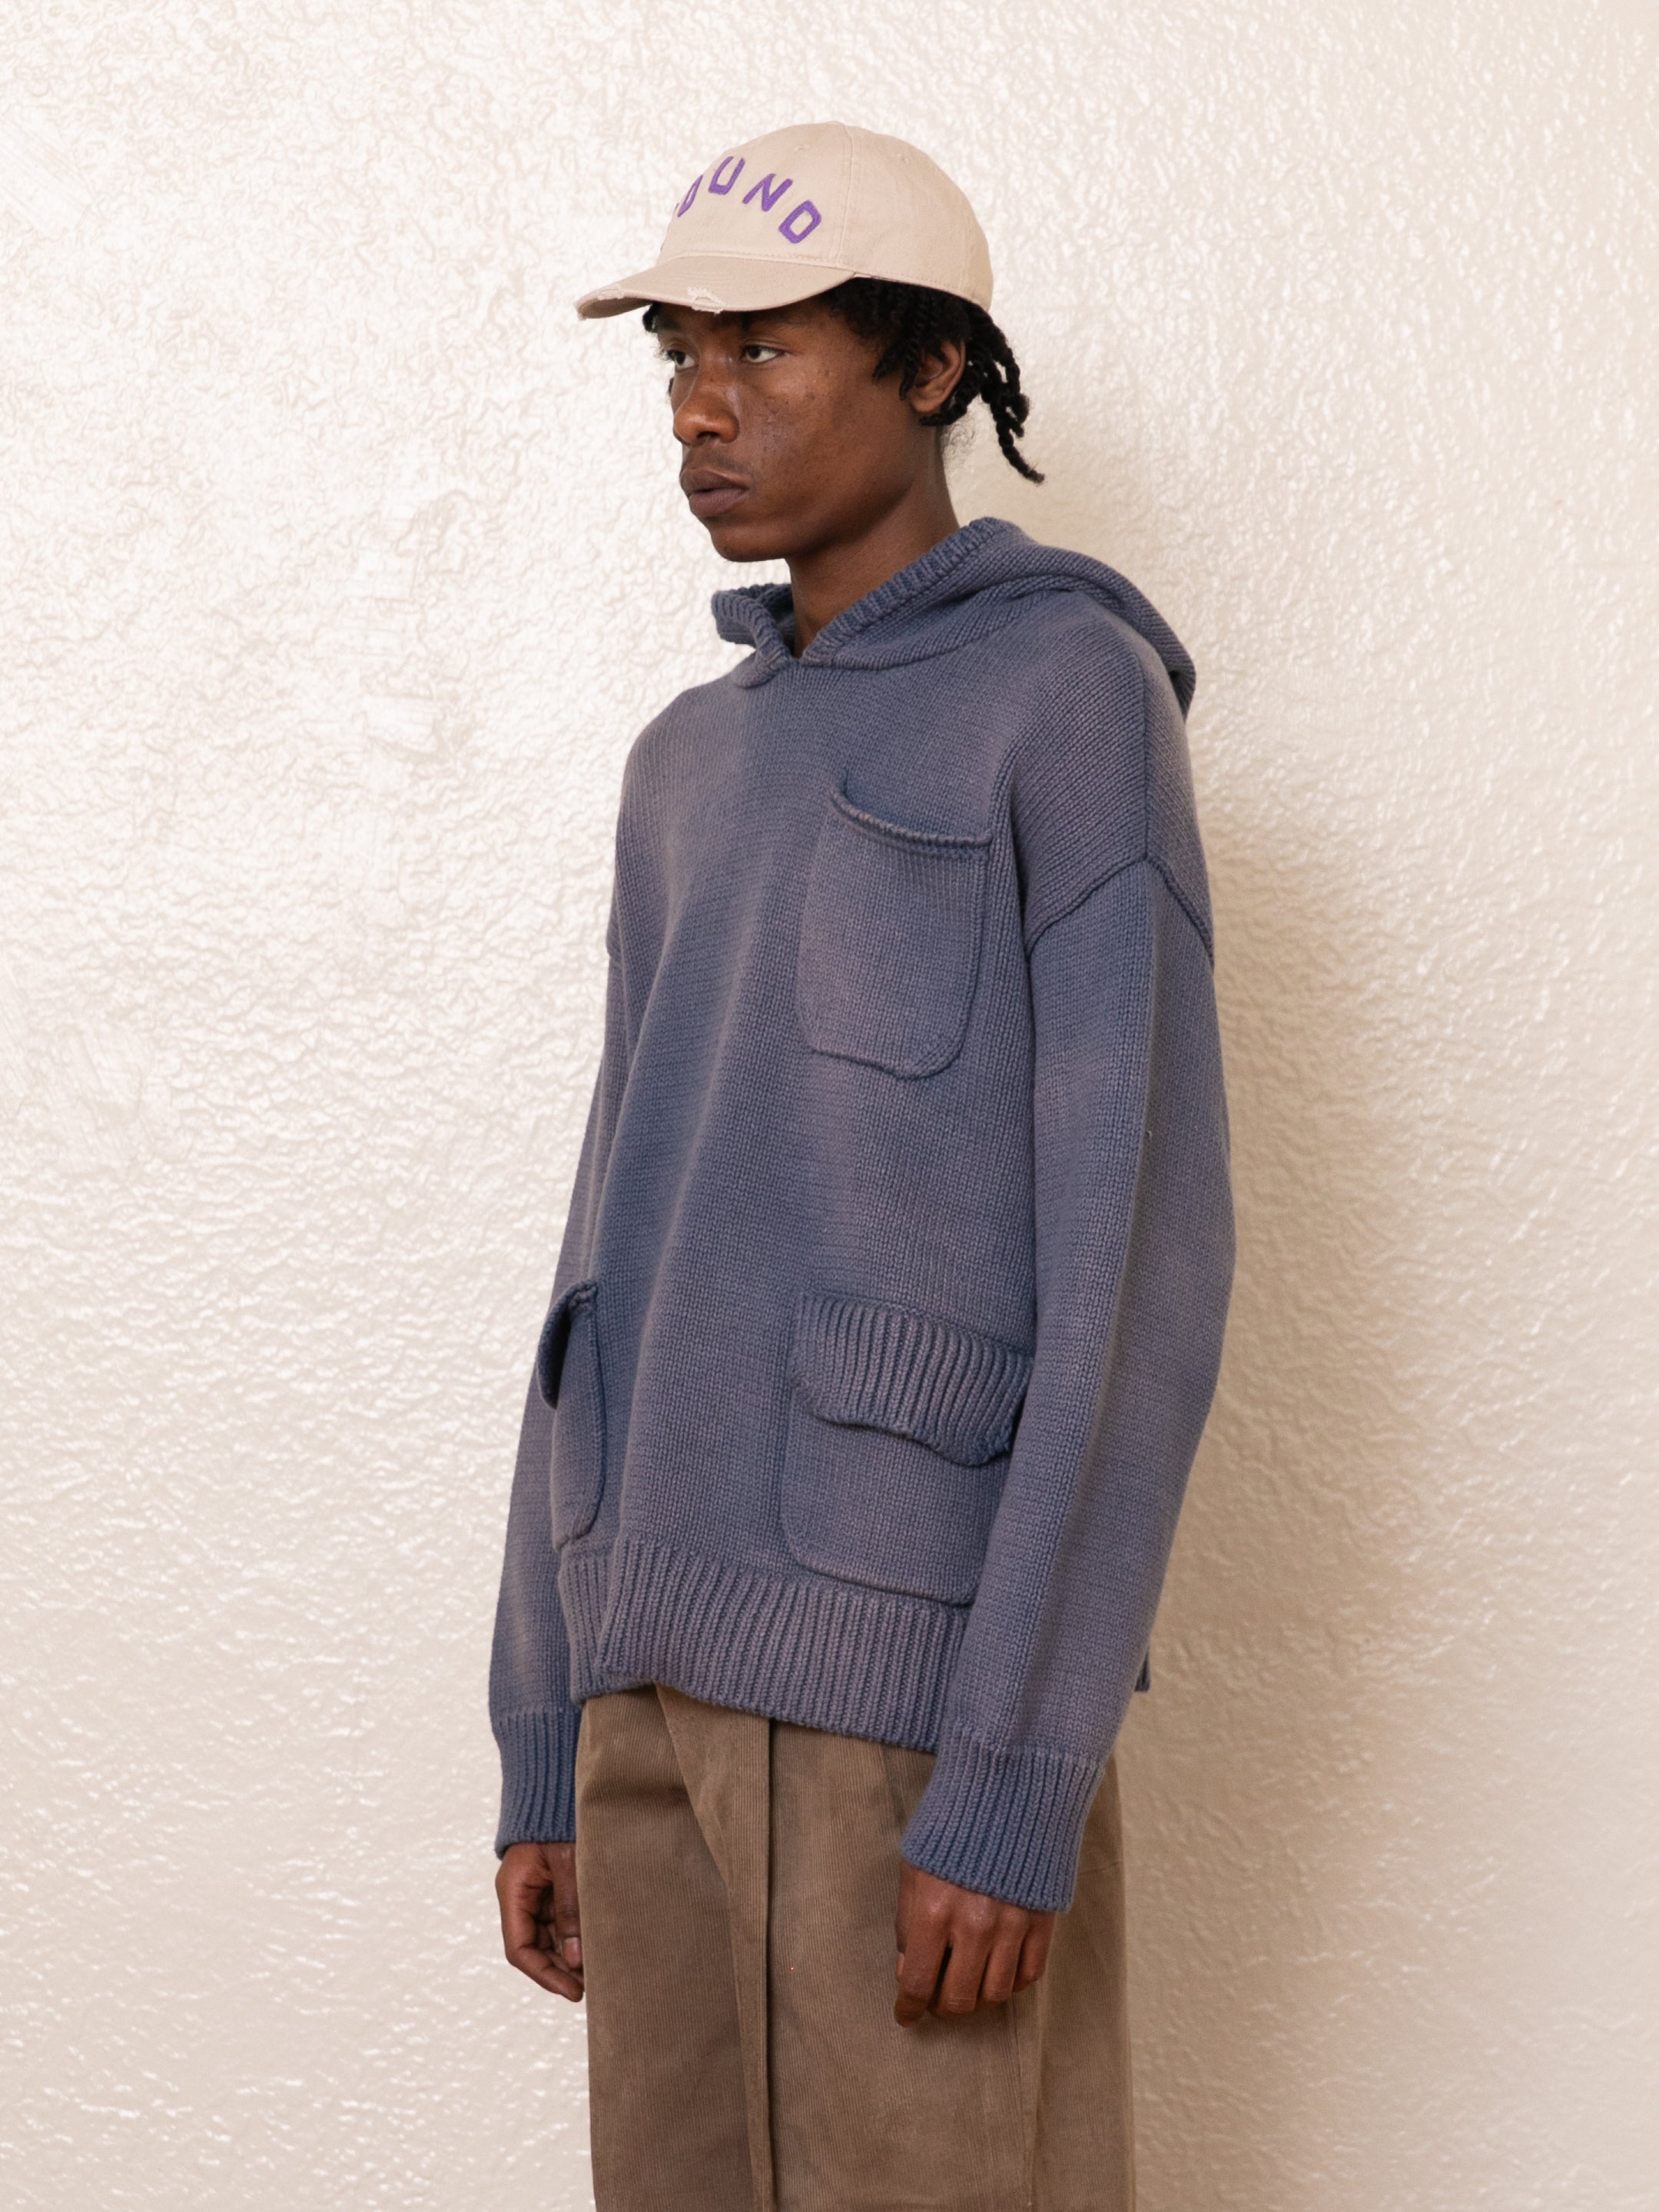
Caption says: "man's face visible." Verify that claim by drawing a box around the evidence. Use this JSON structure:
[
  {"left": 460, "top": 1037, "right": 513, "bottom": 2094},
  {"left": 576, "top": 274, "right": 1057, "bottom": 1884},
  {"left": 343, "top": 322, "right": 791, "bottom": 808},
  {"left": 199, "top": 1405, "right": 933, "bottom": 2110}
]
[{"left": 650, "top": 298, "right": 947, "bottom": 563}]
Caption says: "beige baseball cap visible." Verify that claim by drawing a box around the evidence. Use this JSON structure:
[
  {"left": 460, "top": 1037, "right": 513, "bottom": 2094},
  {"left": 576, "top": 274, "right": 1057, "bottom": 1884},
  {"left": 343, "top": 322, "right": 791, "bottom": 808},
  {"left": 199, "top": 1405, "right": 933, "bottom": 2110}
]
[{"left": 575, "top": 121, "right": 993, "bottom": 321}]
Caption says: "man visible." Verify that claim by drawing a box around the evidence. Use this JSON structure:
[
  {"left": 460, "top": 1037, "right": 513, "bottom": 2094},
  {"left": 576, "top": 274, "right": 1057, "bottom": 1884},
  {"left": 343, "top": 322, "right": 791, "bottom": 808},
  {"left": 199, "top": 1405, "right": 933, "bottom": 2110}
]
[{"left": 490, "top": 121, "right": 1234, "bottom": 2211}]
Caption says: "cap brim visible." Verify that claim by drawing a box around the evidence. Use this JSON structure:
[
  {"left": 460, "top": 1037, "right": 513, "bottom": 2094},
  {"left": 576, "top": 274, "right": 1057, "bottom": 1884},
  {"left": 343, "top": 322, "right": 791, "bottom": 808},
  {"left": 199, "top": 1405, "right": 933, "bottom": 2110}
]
[{"left": 574, "top": 252, "right": 859, "bottom": 321}]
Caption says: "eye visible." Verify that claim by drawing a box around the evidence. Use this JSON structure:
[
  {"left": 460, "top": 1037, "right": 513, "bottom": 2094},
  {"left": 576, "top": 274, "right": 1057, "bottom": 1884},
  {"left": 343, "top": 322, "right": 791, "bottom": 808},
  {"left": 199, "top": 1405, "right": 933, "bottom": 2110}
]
[
  {"left": 654, "top": 344, "right": 691, "bottom": 370},
  {"left": 742, "top": 343, "right": 784, "bottom": 364}
]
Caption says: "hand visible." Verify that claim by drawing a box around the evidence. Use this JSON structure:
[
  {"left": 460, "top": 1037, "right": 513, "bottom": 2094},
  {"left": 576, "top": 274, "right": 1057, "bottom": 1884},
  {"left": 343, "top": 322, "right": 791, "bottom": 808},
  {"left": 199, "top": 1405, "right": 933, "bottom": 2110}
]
[
  {"left": 496, "top": 1840, "right": 583, "bottom": 2001},
  {"left": 893, "top": 1861, "right": 1055, "bottom": 2026}
]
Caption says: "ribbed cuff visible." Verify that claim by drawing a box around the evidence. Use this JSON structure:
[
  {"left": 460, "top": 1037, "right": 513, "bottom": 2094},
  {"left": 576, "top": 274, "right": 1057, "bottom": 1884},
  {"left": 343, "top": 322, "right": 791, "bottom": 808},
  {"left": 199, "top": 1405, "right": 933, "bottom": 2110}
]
[
  {"left": 900, "top": 1729, "right": 1104, "bottom": 1912},
  {"left": 493, "top": 1706, "right": 582, "bottom": 1855}
]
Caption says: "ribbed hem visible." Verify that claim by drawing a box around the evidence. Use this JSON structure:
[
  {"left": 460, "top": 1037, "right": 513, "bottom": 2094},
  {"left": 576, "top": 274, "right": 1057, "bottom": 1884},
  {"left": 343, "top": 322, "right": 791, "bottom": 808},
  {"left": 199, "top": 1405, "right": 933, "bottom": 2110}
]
[
  {"left": 551, "top": 1537, "right": 1114, "bottom": 1905},
  {"left": 576, "top": 1535, "right": 968, "bottom": 1751},
  {"left": 559, "top": 1543, "right": 612, "bottom": 1660},
  {"left": 493, "top": 1706, "right": 581, "bottom": 1855},
  {"left": 900, "top": 1728, "right": 1104, "bottom": 1912}
]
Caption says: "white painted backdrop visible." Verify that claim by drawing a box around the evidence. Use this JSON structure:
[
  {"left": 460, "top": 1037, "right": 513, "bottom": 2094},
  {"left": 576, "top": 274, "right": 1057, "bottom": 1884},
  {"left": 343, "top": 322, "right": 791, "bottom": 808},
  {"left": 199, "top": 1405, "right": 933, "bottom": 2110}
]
[{"left": 3, "top": 4, "right": 1654, "bottom": 2206}]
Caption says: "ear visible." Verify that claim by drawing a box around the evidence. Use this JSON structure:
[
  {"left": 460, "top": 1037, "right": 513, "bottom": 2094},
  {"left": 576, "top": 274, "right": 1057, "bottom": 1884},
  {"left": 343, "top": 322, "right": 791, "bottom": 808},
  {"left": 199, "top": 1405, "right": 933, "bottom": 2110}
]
[{"left": 905, "top": 334, "right": 967, "bottom": 419}]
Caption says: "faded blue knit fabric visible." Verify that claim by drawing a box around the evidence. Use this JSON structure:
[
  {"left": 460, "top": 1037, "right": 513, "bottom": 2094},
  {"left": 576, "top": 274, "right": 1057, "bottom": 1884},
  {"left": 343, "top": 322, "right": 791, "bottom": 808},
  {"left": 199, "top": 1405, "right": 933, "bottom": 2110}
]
[{"left": 489, "top": 517, "right": 1235, "bottom": 1912}]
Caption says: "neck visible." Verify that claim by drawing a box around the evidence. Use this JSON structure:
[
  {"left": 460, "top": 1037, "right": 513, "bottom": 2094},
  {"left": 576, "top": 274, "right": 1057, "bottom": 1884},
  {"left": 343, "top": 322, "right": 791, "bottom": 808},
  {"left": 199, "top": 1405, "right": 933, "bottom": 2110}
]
[{"left": 785, "top": 470, "right": 961, "bottom": 656}]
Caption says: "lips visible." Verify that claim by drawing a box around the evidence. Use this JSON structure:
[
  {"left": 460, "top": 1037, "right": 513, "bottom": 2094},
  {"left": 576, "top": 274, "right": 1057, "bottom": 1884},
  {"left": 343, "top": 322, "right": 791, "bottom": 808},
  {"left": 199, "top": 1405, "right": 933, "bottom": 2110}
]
[{"left": 682, "top": 471, "right": 748, "bottom": 520}]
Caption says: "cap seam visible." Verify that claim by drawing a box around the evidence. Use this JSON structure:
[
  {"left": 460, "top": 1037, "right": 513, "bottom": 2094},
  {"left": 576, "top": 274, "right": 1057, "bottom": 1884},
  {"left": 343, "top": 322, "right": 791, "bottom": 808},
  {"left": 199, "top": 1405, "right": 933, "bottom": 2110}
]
[{"left": 833, "top": 122, "right": 855, "bottom": 266}]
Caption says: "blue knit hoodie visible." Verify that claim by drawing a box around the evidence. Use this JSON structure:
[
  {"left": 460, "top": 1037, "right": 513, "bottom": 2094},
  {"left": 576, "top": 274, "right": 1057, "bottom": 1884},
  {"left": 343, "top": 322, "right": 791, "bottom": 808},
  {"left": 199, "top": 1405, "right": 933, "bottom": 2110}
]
[{"left": 490, "top": 515, "right": 1234, "bottom": 1912}]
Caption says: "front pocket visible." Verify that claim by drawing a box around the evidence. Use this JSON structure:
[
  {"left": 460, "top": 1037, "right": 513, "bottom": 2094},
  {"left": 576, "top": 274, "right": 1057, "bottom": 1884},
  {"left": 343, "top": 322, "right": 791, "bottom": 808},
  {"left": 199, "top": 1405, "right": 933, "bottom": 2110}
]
[
  {"left": 781, "top": 1291, "right": 1032, "bottom": 1605},
  {"left": 795, "top": 784, "right": 990, "bottom": 1078},
  {"left": 536, "top": 1278, "right": 606, "bottom": 1546}
]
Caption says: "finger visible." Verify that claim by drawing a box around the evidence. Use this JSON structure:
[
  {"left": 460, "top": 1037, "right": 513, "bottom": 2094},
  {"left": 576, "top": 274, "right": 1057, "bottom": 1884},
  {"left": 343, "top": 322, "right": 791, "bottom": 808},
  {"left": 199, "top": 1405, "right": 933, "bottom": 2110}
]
[
  {"left": 894, "top": 1908, "right": 949, "bottom": 2028},
  {"left": 504, "top": 1936, "right": 586, "bottom": 2001},
  {"left": 894, "top": 1858, "right": 924, "bottom": 1958},
  {"left": 533, "top": 1905, "right": 579, "bottom": 1978},
  {"left": 1014, "top": 1915, "right": 1056, "bottom": 1991},
  {"left": 549, "top": 1851, "right": 582, "bottom": 1973},
  {"left": 979, "top": 1924, "right": 1026, "bottom": 2008},
  {"left": 497, "top": 1862, "right": 547, "bottom": 1964},
  {"left": 931, "top": 1916, "right": 993, "bottom": 2018}
]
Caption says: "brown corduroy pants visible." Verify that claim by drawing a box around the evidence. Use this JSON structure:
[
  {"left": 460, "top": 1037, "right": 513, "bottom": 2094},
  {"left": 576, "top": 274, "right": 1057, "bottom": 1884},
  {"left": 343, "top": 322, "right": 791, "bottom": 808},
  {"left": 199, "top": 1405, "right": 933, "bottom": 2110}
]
[{"left": 573, "top": 1683, "right": 1135, "bottom": 2211}]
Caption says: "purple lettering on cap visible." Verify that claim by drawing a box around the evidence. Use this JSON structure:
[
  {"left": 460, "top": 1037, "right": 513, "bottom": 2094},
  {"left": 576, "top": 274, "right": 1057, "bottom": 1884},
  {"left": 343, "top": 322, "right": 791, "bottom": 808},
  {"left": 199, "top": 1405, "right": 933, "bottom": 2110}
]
[
  {"left": 675, "top": 174, "right": 702, "bottom": 218},
  {"left": 778, "top": 200, "right": 822, "bottom": 245},
  {"left": 741, "top": 172, "right": 792, "bottom": 213},
  {"left": 708, "top": 155, "right": 745, "bottom": 197}
]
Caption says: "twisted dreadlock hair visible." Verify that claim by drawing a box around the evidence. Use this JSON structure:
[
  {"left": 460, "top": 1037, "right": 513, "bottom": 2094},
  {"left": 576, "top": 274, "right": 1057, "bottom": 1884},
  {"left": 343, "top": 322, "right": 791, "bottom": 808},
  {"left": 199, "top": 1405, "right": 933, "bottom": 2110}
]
[
  {"left": 641, "top": 278, "right": 1044, "bottom": 483},
  {"left": 818, "top": 277, "right": 1044, "bottom": 483}
]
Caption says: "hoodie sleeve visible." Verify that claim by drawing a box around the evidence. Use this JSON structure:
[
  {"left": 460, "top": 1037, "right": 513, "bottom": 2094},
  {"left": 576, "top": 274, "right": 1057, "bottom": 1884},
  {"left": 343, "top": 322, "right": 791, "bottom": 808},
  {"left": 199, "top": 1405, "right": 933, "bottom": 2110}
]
[
  {"left": 488, "top": 888, "right": 630, "bottom": 1853},
  {"left": 898, "top": 625, "right": 1236, "bottom": 1913}
]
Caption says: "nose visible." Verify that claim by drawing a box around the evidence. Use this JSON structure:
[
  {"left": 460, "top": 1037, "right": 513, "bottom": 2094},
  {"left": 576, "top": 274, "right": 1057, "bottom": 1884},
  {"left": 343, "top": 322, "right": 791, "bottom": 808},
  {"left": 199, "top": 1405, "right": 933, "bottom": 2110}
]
[{"left": 672, "top": 360, "right": 740, "bottom": 447}]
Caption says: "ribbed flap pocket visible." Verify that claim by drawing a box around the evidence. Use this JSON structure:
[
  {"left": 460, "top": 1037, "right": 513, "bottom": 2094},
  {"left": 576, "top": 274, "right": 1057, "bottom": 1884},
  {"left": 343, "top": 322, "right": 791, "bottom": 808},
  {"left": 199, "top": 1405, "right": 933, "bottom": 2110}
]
[{"left": 790, "top": 1293, "right": 1032, "bottom": 1466}]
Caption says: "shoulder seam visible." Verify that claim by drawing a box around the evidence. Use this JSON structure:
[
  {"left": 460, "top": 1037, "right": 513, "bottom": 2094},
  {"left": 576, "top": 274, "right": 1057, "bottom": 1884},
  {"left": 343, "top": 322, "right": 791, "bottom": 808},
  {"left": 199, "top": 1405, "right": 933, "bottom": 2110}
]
[
  {"left": 1140, "top": 644, "right": 1151, "bottom": 865},
  {"left": 1024, "top": 853, "right": 1216, "bottom": 967},
  {"left": 1153, "top": 858, "right": 1215, "bottom": 965}
]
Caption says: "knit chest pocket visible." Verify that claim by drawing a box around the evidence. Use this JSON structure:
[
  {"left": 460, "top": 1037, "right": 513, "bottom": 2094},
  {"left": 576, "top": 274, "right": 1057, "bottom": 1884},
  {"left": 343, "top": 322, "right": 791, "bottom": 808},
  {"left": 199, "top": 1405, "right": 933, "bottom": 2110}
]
[
  {"left": 795, "top": 784, "right": 991, "bottom": 1078},
  {"left": 535, "top": 1278, "right": 606, "bottom": 1546},
  {"left": 781, "top": 1290, "right": 1033, "bottom": 1606}
]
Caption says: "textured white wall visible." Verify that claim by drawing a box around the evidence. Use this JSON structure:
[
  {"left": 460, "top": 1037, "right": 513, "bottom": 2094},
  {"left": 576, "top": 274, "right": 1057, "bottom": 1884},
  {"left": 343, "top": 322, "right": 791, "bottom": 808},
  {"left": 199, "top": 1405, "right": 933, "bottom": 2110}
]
[{"left": 3, "top": 5, "right": 1654, "bottom": 2207}]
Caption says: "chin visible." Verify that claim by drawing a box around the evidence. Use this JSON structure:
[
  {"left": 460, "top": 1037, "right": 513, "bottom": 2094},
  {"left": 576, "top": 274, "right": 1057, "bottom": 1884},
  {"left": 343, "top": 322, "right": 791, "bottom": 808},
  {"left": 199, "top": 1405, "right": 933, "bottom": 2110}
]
[{"left": 703, "top": 513, "right": 792, "bottom": 565}]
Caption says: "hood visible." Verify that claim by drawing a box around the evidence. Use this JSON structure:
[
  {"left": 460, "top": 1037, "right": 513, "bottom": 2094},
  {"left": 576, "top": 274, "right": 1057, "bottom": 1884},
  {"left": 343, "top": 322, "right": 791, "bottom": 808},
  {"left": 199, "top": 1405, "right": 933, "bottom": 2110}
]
[{"left": 711, "top": 514, "right": 1195, "bottom": 715}]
